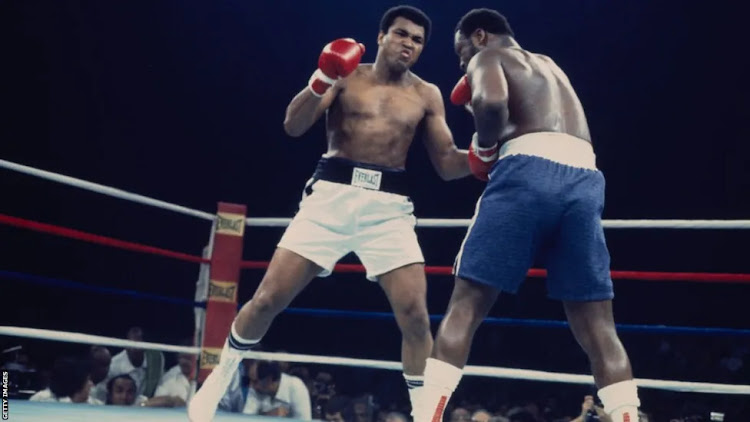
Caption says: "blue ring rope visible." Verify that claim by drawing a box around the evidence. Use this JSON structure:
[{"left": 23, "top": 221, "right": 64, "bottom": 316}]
[
  {"left": 0, "top": 270, "right": 200, "bottom": 308},
  {"left": 3, "top": 269, "right": 748, "bottom": 337},
  {"left": 282, "top": 307, "right": 750, "bottom": 336}
]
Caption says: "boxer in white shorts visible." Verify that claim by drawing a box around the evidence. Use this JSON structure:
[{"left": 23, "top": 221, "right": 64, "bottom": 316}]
[
  {"left": 280, "top": 156, "right": 423, "bottom": 282},
  {"left": 189, "top": 6, "right": 471, "bottom": 422}
]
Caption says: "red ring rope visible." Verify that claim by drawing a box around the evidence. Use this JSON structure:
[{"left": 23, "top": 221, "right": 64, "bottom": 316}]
[
  {"left": 240, "top": 261, "right": 750, "bottom": 283},
  {"left": 0, "top": 213, "right": 208, "bottom": 264},
  {"left": 2, "top": 213, "right": 748, "bottom": 284}
]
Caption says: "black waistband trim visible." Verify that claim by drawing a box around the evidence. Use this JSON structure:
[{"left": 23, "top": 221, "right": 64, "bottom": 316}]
[{"left": 310, "top": 156, "right": 409, "bottom": 197}]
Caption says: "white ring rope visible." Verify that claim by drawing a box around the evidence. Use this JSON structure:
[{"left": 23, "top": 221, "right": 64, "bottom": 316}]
[
  {"left": 2, "top": 326, "right": 748, "bottom": 395},
  {"left": 2, "top": 158, "right": 749, "bottom": 229},
  {"left": 0, "top": 159, "right": 215, "bottom": 221},
  {"left": 245, "top": 217, "right": 750, "bottom": 229},
  {"left": 0, "top": 326, "right": 199, "bottom": 354}
]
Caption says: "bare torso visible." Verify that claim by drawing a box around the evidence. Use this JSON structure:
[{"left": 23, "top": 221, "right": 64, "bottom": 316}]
[
  {"left": 495, "top": 47, "right": 591, "bottom": 145},
  {"left": 325, "top": 64, "right": 431, "bottom": 169}
]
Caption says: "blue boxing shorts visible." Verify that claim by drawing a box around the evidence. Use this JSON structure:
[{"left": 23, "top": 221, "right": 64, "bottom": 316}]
[{"left": 453, "top": 132, "right": 614, "bottom": 301}]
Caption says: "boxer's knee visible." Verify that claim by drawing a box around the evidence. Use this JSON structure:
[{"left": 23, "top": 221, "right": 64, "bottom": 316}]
[
  {"left": 394, "top": 298, "right": 430, "bottom": 340},
  {"left": 578, "top": 327, "right": 632, "bottom": 381},
  {"left": 436, "top": 303, "right": 479, "bottom": 347},
  {"left": 595, "top": 332, "right": 631, "bottom": 373},
  {"left": 248, "top": 280, "right": 288, "bottom": 318}
]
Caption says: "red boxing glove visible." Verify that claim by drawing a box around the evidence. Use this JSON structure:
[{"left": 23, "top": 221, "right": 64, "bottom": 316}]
[
  {"left": 308, "top": 38, "right": 365, "bottom": 97},
  {"left": 450, "top": 75, "right": 471, "bottom": 105},
  {"left": 450, "top": 74, "right": 474, "bottom": 114},
  {"left": 468, "top": 133, "right": 499, "bottom": 181}
]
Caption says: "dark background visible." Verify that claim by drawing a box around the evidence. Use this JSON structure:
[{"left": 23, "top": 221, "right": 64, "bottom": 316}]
[{"left": 1, "top": 0, "right": 749, "bottom": 417}]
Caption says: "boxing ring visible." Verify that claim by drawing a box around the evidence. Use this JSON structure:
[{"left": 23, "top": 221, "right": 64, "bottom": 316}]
[{"left": 1, "top": 157, "right": 750, "bottom": 421}]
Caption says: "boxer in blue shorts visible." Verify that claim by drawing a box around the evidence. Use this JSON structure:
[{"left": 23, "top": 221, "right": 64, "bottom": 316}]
[
  {"left": 419, "top": 9, "right": 641, "bottom": 422},
  {"left": 189, "top": 6, "right": 472, "bottom": 421}
]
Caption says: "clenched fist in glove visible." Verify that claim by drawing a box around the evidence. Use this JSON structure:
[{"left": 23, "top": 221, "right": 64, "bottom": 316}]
[
  {"left": 308, "top": 38, "right": 365, "bottom": 97},
  {"left": 451, "top": 74, "right": 474, "bottom": 114},
  {"left": 468, "top": 133, "right": 499, "bottom": 182}
]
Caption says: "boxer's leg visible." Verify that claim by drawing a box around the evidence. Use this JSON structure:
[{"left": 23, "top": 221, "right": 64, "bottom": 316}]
[
  {"left": 354, "top": 206, "right": 429, "bottom": 418},
  {"left": 378, "top": 263, "right": 432, "bottom": 417},
  {"left": 420, "top": 156, "right": 543, "bottom": 422},
  {"left": 547, "top": 167, "right": 640, "bottom": 422},
  {"left": 190, "top": 181, "right": 352, "bottom": 422}
]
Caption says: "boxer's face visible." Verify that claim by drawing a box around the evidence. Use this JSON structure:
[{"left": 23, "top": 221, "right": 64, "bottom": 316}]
[
  {"left": 454, "top": 30, "right": 481, "bottom": 72},
  {"left": 378, "top": 17, "right": 425, "bottom": 71}
]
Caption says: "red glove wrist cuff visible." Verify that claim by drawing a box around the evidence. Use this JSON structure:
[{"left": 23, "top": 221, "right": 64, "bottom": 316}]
[
  {"left": 471, "top": 133, "right": 499, "bottom": 162},
  {"left": 308, "top": 69, "right": 337, "bottom": 97}
]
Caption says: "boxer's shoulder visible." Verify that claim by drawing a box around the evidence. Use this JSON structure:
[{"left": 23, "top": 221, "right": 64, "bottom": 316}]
[
  {"left": 411, "top": 77, "right": 444, "bottom": 112},
  {"left": 334, "top": 64, "right": 372, "bottom": 89}
]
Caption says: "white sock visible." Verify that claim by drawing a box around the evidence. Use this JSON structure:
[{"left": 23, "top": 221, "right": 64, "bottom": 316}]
[
  {"left": 404, "top": 374, "right": 424, "bottom": 417},
  {"left": 597, "top": 380, "right": 641, "bottom": 422},
  {"left": 420, "top": 358, "right": 463, "bottom": 422},
  {"left": 228, "top": 321, "right": 260, "bottom": 351}
]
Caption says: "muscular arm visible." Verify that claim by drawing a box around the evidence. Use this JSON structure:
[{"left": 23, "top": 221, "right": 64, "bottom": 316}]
[
  {"left": 467, "top": 49, "right": 509, "bottom": 148},
  {"left": 422, "top": 84, "right": 470, "bottom": 181},
  {"left": 283, "top": 82, "right": 341, "bottom": 137}
]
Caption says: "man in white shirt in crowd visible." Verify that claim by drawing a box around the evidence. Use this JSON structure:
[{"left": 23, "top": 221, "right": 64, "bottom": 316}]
[
  {"left": 108, "top": 327, "right": 164, "bottom": 397},
  {"left": 243, "top": 360, "right": 311, "bottom": 419},
  {"left": 150, "top": 347, "right": 195, "bottom": 406}
]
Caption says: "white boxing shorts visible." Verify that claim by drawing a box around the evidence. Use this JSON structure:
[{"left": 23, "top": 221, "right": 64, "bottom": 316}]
[{"left": 277, "top": 156, "right": 424, "bottom": 281}]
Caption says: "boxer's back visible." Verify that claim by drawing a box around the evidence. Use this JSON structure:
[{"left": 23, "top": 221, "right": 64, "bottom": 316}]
[{"left": 497, "top": 48, "right": 591, "bottom": 145}]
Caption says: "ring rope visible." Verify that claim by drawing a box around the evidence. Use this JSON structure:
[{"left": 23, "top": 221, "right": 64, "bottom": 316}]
[
  {"left": 0, "top": 269, "right": 199, "bottom": 308},
  {"left": 0, "top": 213, "right": 209, "bottom": 264},
  {"left": 0, "top": 158, "right": 215, "bottom": 221},
  {"left": 282, "top": 308, "right": 750, "bottom": 337},
  {"left": 0, "top": 326, "right": 198, "bottom": 354},
  {"left": 3, "top": 158, "right": 749, "bottom": 230},
  {"left": 3, "top": 269, "right": 748, "bottom": 337},
  {"left": 241, "top": 260, "right": 750, "bottom": 284},
  {"left": 1, "top": 326, "right": 748, "bottom": 395},
  {"left": 246, "top": 217, "right": 750, "bottom": 229},
  {"left": 4, "top": 213, "right": 746, "bottom": 284}
]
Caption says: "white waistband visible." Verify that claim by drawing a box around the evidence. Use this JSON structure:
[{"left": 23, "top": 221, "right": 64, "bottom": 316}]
[{"left": 499, "top": 132, "right": 597, "bottom": 170}]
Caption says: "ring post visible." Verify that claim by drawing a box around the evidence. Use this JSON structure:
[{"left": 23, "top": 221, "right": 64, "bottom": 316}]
[{"left": 198, "top": 202, "right": 246, "bottom": 383}]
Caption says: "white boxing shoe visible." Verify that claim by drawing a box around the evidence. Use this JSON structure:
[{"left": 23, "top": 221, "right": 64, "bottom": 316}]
[{"left": 187, "top": 342, "right": 243, "bottom": 422}]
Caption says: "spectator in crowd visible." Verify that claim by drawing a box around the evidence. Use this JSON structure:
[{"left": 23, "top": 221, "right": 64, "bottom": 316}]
[
  {"left": 570, "top": 395, "right": 612, "bottom": 422},
  {"left": 88, "top": 345, "right": 112, "bottom": 403},
  {"left": 384, "top": 411, "right": 409, "bottom": 422},
  {"left": 472, "top": 409, "right": 493, "bottom": 422},
  {"left": 311, "top": 371, "right": 336, "bottom": 419},
  {"left": 353, "top": 394, "right": 377, "bottom": 422},
  {"left": 506, "top": 406, "right": 538, "bottom": 422},
  {"left": 29, "top": 356, "right": 101, "bottom": 404},
  {"left": 324, "top": 395, "right": 352, "bottom": 422},
  {"left": 242, "top": 360, "right": 311, "bottom": 419},
  {"left": 105, "top": 374, "right": 148, "bottom": 406},
  {"left": 451, "top": 407, "right": 472, "bottom": 422},
  {"left": 148, "top": 339, "right": 196, "bottom": 407},
  {"left": 1, "top": 347, "right": 34, "bottom": 372},
  {"left": 218, "top": 358, "right": 262, "bottom": 413},
  {"left": 108, "top": 327, "right": 164, "bottom": 397}
]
